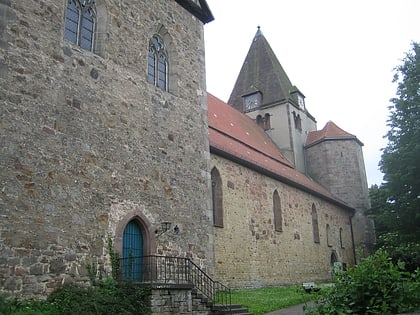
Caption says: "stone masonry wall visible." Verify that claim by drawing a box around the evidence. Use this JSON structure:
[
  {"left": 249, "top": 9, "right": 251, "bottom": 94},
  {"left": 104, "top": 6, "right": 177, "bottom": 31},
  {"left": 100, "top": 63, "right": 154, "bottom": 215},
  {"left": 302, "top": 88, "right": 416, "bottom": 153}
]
[
  {"left": 305, "top": 140, "right": 376, "bottom": 254},
  {"left": 211, "top": 155, "right": 355, "bottom": 288},
  {"left": 0, "top": 0, "right": 213, "bottom": 297},
  {"left": 150, "top": 288, "right": 211, "bottom": 315}
]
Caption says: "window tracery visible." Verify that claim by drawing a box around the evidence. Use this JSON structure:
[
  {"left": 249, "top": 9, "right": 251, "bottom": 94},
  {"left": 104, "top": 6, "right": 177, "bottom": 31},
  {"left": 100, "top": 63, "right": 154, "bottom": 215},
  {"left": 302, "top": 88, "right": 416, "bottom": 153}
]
[
  {"left": 148, "top": 34, "right": 168, "bottom": 91},
  {"left": 64, "top": 0, "right": 96, "bottom": 51}
]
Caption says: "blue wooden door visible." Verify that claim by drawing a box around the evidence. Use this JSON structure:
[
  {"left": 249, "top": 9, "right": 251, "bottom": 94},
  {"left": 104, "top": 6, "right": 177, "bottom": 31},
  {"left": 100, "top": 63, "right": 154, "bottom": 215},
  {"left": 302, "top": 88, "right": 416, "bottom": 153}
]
[{"left": 122, "top": 221, "right": 143, "bottom": 281}]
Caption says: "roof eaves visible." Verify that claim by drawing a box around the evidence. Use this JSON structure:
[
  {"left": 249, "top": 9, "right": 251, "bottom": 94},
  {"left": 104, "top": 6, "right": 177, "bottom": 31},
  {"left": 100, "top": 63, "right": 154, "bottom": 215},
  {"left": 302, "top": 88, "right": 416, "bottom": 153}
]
[
  {"left": 305, "top": 136, "right": 364, "bottom": 149},
  {"left": 210, "top": 144, "right": 355, "bottom": 213},
  {"left": 174, "top": 0, "right": 214, "bottom": 24},
  {"left": 209, "top": 125, "right": 292, "bottom": 168}
]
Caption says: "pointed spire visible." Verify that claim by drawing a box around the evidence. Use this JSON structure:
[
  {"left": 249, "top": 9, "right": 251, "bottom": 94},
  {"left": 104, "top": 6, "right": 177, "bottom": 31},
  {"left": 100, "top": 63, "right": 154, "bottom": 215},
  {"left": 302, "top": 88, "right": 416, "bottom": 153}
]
[{"left": 228, "top": 30, "right": 294, "bottom": 111}]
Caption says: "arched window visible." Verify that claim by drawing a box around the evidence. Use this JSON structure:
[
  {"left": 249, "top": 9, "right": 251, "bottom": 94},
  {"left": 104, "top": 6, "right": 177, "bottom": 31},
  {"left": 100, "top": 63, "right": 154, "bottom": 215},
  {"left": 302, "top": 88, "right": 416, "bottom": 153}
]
[
  {"left": 273, "top": 190, "right": 282, "bottom": 232},
  {"left": 211, "top": 167, "right": 223, "bottom": 227},
  {"left": 312, "top": 204, "right": 320, "bottom": 243},
  {"left": 64, "top": 0, "right": 96, "bottom": 51},
  {"left": 122, "top": 220, "right": 143, "bottom": 281},
  {"left": 148, "top": 34, "right": 168, "bottom": 91},
  {"left": 326, "top": 224, "right": 332, "bottom": 247},
  {"left": 256, "top": 115, "right": 264, "bottom": 128},
  {"left": 264, "top": 113, "right": 271, "bottom": 130}
]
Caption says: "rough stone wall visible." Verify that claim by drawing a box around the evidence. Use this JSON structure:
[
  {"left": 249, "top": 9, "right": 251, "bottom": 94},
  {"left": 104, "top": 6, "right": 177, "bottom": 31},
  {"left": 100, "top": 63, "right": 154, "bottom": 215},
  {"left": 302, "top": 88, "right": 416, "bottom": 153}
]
[
  {"left": 150, "top": 289, "right": 211, "bottom": 315},
  {"left": 305, "top": 139, "right": 375, "bottom": 255},
  {"left": 211, "top": 155, "right": 355, "bottom": 288},
  {"left": 0, "top": 0, "right": 213, "bottom": 297}
]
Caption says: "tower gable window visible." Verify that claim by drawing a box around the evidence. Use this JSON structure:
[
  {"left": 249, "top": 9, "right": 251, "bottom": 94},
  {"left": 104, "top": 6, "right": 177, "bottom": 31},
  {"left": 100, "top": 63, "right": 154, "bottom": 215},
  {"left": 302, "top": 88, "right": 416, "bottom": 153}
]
[
  {"left": 148, "top": 34, "right": 168, "bottom": 91},
  {"left": 64, "top": 0, "right": 96, "bottom": 51},
  {"left": 243, "top": 92, "right": 262, "bottom": 112},
  {"left": 211, "top": 167, "right": 223, "bottom": 228},
  {"left": 273, "top": 190, "right": 282, "bottom": 232}
]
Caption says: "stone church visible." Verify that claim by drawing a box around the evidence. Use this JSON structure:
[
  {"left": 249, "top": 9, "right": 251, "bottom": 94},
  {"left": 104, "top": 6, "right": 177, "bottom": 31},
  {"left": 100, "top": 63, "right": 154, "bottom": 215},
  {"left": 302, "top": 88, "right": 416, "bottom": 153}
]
[{"left": 0, "top": 0, "right": 374, "bottom": 310}]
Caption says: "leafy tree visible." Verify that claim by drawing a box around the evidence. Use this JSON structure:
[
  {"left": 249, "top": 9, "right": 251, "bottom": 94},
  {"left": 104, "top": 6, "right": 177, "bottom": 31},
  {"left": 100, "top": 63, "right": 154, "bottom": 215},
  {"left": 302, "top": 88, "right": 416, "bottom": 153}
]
[
  {"left": 369, "top": 42, "right": 420, "bottom": 271},
  {"left": 305, "top": 250, "right": 420, "bottom": 315}
]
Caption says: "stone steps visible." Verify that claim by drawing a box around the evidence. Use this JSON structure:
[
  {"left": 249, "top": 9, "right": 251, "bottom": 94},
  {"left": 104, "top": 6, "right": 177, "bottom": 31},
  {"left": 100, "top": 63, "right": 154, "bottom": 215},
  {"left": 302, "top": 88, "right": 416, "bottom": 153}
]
[{"left": 212, "top": 304, "right": 253, "bottom": 315}]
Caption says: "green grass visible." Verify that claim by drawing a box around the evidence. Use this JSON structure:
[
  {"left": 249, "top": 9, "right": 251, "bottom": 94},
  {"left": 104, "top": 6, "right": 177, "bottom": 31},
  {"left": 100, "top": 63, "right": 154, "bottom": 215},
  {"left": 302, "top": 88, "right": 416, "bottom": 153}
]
[{"left": 229, "top": 285, "right": 317, "bottom": 315}]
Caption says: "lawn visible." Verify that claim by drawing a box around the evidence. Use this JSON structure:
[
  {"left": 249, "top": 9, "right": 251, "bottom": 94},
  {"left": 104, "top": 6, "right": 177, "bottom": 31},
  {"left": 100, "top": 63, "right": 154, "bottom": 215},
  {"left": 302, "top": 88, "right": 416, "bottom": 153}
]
[{"left": 229, "top": 285, "right": 316, "bottom": 315}]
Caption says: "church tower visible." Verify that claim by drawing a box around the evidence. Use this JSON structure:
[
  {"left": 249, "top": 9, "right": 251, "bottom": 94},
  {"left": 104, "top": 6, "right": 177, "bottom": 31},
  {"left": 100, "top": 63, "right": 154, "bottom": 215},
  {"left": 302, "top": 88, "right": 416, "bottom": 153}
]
[
  {"left": 228, "top": 27, "right": 316, "bottom": 172},
  {"left": 228, "top": 29, "right": 375, "bottom": 255},
  {"left": 305, "top": 122, "right": 376, "bottom": 254}
]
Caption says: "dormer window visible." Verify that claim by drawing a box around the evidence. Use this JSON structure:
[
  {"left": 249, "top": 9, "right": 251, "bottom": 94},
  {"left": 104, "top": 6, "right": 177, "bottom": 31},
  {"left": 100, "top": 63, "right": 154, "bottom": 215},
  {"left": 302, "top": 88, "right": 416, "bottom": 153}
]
[
  {"left": 298, "top": 95, "right": 305, "bottom": 109},
  {"left": 243, "top": 92, "right": 261, "bottom": 112}
]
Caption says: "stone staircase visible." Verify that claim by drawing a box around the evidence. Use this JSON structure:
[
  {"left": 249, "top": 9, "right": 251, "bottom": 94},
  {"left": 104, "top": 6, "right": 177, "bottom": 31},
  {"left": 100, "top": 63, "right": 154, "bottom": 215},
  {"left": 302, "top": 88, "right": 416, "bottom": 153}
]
[
  {"left": 212, "top": 304, "right": 253, "bottom": 315},
  {"left": 191, "top": 289, "right": 253, "bottom": 315}
]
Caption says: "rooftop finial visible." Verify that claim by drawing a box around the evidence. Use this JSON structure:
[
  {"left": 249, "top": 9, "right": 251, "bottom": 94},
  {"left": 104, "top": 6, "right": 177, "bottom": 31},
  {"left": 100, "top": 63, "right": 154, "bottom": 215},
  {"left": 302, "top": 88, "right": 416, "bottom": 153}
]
[{"left": 255, "top": 25, "right": 262, "bottom": 37}]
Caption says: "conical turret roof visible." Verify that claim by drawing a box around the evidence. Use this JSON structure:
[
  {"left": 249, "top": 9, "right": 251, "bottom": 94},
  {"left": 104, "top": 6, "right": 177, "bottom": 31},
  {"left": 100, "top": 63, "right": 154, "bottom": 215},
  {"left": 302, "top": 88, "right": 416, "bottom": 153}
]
[
  {"left": 306, "top": 121, "right": 364, "bottom": 147},
  {"left": 228, "top": 27, "right": 295, "bottom": 111}
]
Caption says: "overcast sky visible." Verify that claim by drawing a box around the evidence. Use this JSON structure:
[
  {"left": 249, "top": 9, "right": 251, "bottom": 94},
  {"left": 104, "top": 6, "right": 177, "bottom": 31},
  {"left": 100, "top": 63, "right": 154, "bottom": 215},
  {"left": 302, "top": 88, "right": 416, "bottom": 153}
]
[{"left": 203, "top": 0, "right": 420, "bottom": 187}]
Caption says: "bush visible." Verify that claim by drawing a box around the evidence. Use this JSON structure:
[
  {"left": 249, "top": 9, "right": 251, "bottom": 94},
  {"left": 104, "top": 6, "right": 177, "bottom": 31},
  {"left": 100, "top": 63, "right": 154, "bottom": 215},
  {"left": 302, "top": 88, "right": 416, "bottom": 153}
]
[
  {"left": 305, "top": 250, "right": 420, "bottom": 315},
  {"left": 0, "top": 279, "right": 151, "bottom": 315}
]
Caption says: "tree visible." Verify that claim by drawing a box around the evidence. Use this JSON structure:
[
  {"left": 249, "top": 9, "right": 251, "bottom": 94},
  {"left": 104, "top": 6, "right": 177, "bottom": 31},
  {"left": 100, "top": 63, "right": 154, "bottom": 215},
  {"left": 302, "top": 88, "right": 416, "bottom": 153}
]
[{"left": 369, "top": 42, "right": 420, "bottom": 271}]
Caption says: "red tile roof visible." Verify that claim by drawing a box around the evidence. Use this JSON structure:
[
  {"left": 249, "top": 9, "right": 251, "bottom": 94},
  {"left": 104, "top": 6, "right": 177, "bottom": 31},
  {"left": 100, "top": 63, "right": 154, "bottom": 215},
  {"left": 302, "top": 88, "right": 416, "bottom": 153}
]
[
  {"left": 207, "top": 93, "right": 353, "bottom": 211},
  {"left": 306, "top": 121, "right": 363, "bottom": 147}
]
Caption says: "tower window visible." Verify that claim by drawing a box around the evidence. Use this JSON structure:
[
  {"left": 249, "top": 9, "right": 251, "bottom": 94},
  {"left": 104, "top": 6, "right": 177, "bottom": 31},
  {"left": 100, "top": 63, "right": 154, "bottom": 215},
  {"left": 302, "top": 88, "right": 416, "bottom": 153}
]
[
  {"left": 293, "top": 112, "right": 302, "bottom": 131},
  {"left": 148, "top": 34, "right": 168, "bottom": 91},
  {"left": 256, "top": 113, "right": 271, "bottom": 130},
  {"left": 256, "top": 115, "right": 264, "bottom": 128},
  {"left": 64, "top": 0, "right": 96, "bottom": 51},
  {"left": 264, "top": 113, "right": 271, "bottom": 130}
]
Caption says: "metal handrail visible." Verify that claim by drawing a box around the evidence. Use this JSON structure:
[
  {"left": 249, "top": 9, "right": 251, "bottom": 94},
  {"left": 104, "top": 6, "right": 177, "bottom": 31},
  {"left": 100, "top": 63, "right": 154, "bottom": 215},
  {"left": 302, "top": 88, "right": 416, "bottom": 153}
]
[{"left": 117, "top": 255, "right": 231, "bottom": 310}]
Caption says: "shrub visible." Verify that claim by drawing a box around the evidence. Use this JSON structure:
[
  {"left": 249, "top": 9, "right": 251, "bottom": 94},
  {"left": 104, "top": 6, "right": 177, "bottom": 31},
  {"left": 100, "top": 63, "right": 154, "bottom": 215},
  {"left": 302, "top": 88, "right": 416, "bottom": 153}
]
[
  {"left": 305, "top": 250, "right": 420, "bottom": 315},
  {"left": 47, "top": 279, "right": 151, "bottom": 315},
  {"left": 0, "top": 279, "right": 151, "bottom": 315}
]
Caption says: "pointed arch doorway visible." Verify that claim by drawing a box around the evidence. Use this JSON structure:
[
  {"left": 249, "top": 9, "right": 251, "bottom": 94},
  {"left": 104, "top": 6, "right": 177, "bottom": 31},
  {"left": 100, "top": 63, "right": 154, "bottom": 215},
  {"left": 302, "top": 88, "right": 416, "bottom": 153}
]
[
  {"left": 115, "top": 212, "right": 156, "bottom": 282},
  {"left": 122, "top": 220, "right": 143, "bottom": 281}
]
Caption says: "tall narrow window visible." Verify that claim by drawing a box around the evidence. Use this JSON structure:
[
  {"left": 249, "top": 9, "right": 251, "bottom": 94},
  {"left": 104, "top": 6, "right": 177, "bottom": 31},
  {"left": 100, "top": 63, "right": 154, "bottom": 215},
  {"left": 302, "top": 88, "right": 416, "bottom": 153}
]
[
  {"left": 293, "top": 112, "right": 302, "bottom": 131},
  {"left": 312, "top": 204, "right": 320, "bottom": 243},
  {"left": 326, "top": 224, "right": 332, "bottom": 247},
  {"left": 256, "top": 115, "right": 264, "bottom": 128},
  {"left": 64, "top": 0, "right": 96, "bottom": 51},
  {"left": 273, "top": 190, "right": 282, "bottom": 232},
  {"left": 148, "top": 34, "right": 168, "bottom": 91},
  {"left": 264, "top": 113, "right": 271, "bottom": 130},
  {"left": 339, "top": 228, "right": 344, "bottom": 248},
  {"left": 211, "top": 167, "right": 223, "bottom": 227}
]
